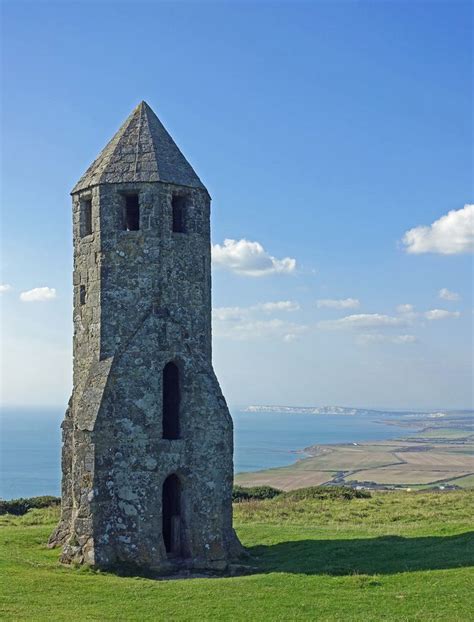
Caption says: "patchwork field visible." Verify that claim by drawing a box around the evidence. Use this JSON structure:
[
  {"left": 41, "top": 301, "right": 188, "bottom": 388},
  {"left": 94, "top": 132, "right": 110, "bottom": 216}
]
[
  {"left": 236, "top": 419, "right": 474, "bottom": 491},
  {"left": 351, "top": 466, "right": 472, "bottom": 486},
  {"left": 234, "top": 469, "right": 334, "bottom": 490}
]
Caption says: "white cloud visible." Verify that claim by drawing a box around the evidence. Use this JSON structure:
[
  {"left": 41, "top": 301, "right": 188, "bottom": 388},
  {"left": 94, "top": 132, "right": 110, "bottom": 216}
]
[
  {"left": 357, "top": 333, "right": 417, "bottom": 345},
  {"left": 213, "top": 301, "right": 299, "bottom": 322},
  {"left": 424, "top": 309, "right": 461, "bottom": 321},
  {"left": 402, "top": 204, "right": 474, "bottom": 255},
  {"left": 0, "top": 283, "right": 11, "bottom": 293},
  {"left": 212, "top": 238, "right": 296, "bottom": 277},
  {"left": 214, "top": 317, "right": 307, "bottom": 342},
  {"left": 319, "top": 313, "right": 406, "bottom": 330},
  {"left": 213, "top": 301, "right": 305, "bottom": 342},
  {"left": 396, "top": 304, "right": 415, "bottom": 314},
  {"left": 438, "top": 288, "right": 460, "bottom": 301},
  {"left": 20, "top": 287, "right": 57, "bottom": 302},
  {"left": 257, "top": 300, "right": 300, "bottom": 312},
  {"left": 394, "top": 334, "right": 418, "bottom": 344},
  {"left": 212, "top": 306, "right": 247, "bottom": 322},
  {"left": 316, "top": 298, "right": 360, "bottom": 309}
]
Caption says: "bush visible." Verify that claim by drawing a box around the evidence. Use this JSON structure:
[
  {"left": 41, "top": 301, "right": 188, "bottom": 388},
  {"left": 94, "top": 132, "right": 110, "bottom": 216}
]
[
  {"left": 0, "top": 496, "right": 60, "bottom": 516},
  {"left": 232, "top": 485, "right": 283, "bottom": 502},
  {"left": 283, "top": 486, "right": 371, "bottom": 501}
]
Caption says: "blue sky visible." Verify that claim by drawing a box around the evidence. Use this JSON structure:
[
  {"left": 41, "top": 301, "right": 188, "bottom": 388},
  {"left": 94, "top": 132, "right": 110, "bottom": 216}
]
[{"left": 1, "top": 0, "right": 472, "bottom": 409}]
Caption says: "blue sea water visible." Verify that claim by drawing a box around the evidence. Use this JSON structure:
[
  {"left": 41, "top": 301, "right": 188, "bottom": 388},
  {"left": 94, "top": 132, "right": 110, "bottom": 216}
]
[
  {"left": 0, "top": 408, "right": 414, "bottom": 499},
  {"left": 233, "top": 410, "right": 413, "bottom": 472}
]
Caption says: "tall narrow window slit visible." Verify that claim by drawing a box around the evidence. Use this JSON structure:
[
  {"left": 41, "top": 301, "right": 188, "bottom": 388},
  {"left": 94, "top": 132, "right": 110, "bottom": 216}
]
[{"left": 162, "top": 362, "right": 180, "bottom": 439}]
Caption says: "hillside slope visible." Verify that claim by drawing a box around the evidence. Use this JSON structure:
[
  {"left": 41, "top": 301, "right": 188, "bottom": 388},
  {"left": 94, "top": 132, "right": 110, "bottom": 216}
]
[{"left": 1, "top": 490, "right": 473, "bottom": 621}]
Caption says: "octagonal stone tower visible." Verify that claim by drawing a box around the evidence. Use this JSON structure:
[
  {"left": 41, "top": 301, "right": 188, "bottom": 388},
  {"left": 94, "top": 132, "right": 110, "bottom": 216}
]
[{"left": 49, "top": 101, "right": 241, "bottom": 572}]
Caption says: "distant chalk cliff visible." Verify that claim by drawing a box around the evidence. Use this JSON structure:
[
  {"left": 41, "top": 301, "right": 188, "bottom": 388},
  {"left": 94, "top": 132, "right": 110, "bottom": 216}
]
[{"left": 244, "top": 405, "right": 383, "bottom": 416}]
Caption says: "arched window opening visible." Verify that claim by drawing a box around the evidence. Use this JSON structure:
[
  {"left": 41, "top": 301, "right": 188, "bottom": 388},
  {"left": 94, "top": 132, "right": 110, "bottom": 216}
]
[
  {"left": 162, "top": 474, "right": 182, "bottom": 556},
  {"left": 172, "top": 195, "right": 187, "bottom": 233},
  {"left": 162, "top": 362, "right": 180, "bottom": 440}
]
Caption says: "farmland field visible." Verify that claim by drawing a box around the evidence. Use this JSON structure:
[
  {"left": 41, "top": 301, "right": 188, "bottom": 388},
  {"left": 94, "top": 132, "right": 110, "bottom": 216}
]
[{"left": 236, "top": 416, "right": 474, "bottom": 491}]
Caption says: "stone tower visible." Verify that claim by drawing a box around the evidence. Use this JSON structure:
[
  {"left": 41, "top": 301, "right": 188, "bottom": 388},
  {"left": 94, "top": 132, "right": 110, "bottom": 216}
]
[{"left": 49, "top": 101, "right": 241, "bottom": 572}]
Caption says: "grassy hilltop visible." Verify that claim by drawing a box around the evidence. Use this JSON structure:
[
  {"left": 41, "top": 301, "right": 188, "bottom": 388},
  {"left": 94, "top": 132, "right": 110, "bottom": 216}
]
[{"left": 1, "top": 489, "right": 473, "bottom": 621}]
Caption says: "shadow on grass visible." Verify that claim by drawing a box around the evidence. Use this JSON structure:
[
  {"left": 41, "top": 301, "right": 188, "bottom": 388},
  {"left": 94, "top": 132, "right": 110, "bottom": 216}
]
[
  {"left": 49, "top": 533, "right": 473, "bottom": 580},
  {"left": 247, "top": 532, "right": 474, "bottom": 576}
]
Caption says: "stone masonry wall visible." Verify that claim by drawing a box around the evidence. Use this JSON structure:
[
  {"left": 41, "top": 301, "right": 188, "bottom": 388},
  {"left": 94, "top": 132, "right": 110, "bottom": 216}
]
[{"left": 50, "top": 180, "right": 241, "bottom": 571}]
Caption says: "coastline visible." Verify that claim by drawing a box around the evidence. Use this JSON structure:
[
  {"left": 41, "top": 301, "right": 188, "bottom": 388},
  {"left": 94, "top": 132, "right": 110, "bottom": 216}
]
[
  {"left": 1, "top": 408, "right": 472, "bottom": 498},
  {"left": 235, "top": 411, "right": 474, "bottom": 491}
]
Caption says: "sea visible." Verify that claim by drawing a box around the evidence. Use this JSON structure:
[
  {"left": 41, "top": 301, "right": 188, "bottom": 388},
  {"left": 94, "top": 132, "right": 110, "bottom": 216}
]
[{"left": 0, "top": 407, "right": 415, "bottom": 500}]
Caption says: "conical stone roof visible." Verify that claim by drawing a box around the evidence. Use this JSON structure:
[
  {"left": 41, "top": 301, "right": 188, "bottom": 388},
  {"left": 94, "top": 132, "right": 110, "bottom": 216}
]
[{"left": 72, "top": 101, "right": 205, "bottom": 193}]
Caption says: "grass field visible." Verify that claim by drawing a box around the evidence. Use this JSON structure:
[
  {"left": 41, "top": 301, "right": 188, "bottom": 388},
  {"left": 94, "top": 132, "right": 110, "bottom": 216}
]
[
  {"left": 408, "top": 428, "right": 474, "bottom": 441},
  {"left": 1, "top": 490, "right": 473, "bottom": 621},
  {"left": 450, "top": 474, "right": 474, "bottom": 488}
]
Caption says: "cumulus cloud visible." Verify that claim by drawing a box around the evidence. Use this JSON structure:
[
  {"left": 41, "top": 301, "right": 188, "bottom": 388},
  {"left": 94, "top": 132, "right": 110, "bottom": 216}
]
[
  {"left": 396, "top": 304, "right": 415, "bottom": 314},
  {"left": 438, "top": 288, "right": 460, "bottom": 301},
  {"left": 212, "top": 306, "right": 247, "bottom": 322},
  {"left": 212, "top": 239, "right": 296, "bottom": 277},
  {"left": 213, "top": 301, "right": 299, "bottom": 322},
  {"left": 402, "top": 204, "right": 474, "bottom": 255},
  {"left": 257, "top": 300, "right": 300, "bottom": 312},
  {"left": 316, "top": 298, "right": 360, "bottom": 309},
  {"left": 394, "top": 334, "right": 418, "bottom": 343},
  {"left": 424, "top": 309, "right": 461, "bottom": 321},
  {"left": 319, "top": 313, "right": 406, "bottom": 330},
  {"left": 357, "top": 333, "right": 417, "bottom": 345},
  {"left": 214, "top": 317, "right": 307, "bottom": 342},
  {"left": 0, "top": 284, "right": 11, "bottom": 294},
  {"left": 20, "top": 287, "right": 57, "bottom": 302},
  {"left": 213, "top": 300, "right": 305, "bottom": 342}
]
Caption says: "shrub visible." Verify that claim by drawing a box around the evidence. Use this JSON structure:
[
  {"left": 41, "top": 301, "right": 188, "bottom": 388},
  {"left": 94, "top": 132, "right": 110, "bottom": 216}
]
[
  {"left": 232, "top": 485, "right": 283, "bottom": 502},
  {"left": 0, "top": 496, "right": 60, "bottom": 516},
  {"left": 282, "top": 486, "right": 371, "bottom": 501}
]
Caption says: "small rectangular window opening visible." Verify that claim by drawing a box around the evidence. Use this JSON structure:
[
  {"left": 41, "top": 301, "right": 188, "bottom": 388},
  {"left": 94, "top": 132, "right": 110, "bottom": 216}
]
[
  {"left": 172, "top": 196, "right": 187, "bottom": 233},
  {"left": 80, "top": 199, "right": 92, "bottom": 237},
  {"left": 79, "top": 285, "right": 86, "bottom": 305},
  {"left": 124, "top": 194, "right": 140, "bottom": 231}
]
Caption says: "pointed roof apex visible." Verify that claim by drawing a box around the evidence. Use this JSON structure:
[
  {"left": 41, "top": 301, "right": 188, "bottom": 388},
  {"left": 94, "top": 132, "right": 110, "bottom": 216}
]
[{"left": 72, "top": 102, "right": 206, "bottom": 193}]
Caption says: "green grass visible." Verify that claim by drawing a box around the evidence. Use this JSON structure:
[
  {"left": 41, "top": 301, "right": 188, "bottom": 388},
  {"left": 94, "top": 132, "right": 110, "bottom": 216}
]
[
  {"left": 407, "top": 427, "right": 474, "bottom": 440},
  {"left": 1, "top": 491, "right": 473, "bottom": 621},
  {"left": 447, "top": 474, "right": 474, "bottom": 488}
]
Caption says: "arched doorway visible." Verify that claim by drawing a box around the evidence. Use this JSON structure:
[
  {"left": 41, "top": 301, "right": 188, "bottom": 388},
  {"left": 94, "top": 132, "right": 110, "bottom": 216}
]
[
  {"left": 162, "top": 362, "right": 180, "bottom": 439},
  {"left": 162, "top": 474, "right": 182, "bottom": 557}
]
